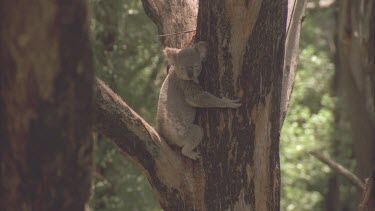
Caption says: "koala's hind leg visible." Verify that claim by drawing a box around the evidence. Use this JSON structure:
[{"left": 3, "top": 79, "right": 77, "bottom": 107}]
[{"left": 181, "top": 125, "right": 204, "bottom": 160}]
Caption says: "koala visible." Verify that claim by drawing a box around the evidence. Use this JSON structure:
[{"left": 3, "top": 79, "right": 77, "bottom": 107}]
[{"left": 156, "top": 41, "right": 241, "bottom": 160}]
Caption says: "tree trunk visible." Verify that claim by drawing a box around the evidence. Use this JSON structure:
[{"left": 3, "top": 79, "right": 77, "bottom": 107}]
[
  {"left": 335, "top": 0, "right": 375, "bottom": 209},
  {"left": 335, "top": 0, "right": 375, "bottom": 181},
  {"left": 194, "top": 1, "right": 286, "bottom": 210},
  {"left": 95, "top": 0, "right": 306, "bottom": 210},
  {"left": 0, "top": 1, "right": 94, "bottom": 210}
]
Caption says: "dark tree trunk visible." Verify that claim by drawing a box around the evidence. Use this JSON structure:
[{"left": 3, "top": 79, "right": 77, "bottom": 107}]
[
  {"left": 0, "top": 1, "right": 94, "bottom": 210},
  {"left": 324, "top": 175, "right": 340, "bottom": 211}
]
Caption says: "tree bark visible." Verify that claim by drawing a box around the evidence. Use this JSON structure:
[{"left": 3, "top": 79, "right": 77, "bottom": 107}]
[
  {"left": 359, "top": 172, "right": 375, "bottom": 211},
  {"left": 194, "top": 1, "right": 287, "bottom": 210},
  {"left": 141, "top": 0, "right": 198, "bottom": 48},
  {"left": 0, "top": 1, "right": 94, "bottom": 210},
  {"left": 94, "top": 0, "right": 307, "bottom": 210},
  {"left": 335, "top": 0, "right": 375, "bottom": 180}
]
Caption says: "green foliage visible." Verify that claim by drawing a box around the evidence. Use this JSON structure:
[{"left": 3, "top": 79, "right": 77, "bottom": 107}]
[
  {"left": 92, "top": 138, "right": 161, "bottom": 211},
  {"left": 281, "top": 46, "right": 335, "bottom": 211}
]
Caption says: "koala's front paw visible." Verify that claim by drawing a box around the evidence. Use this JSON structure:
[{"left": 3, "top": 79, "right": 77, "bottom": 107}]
[
  {"left": 188, "top": 151, "right": 201, "bottom": 160},
  {"left": 182, "top": 150, "right": 201, "bottom": 160},
  {"left": 222, "top": 97, "right": 241, "bottom": 108}
]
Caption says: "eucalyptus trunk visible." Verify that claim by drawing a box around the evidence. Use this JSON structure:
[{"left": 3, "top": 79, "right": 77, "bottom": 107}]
[
  {"left": 0, "top": 0, "right": 94, "bottom": 210},
  {"left": 194, "top": 1, "right": 286, "bottom": 210}
]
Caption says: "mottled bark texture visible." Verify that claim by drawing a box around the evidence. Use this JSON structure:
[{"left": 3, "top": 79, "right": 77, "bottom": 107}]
[
  {"left": 195, "top": 1, "right": 286, "bottom": 210},
  {"left": 0, "top": 0, "right": 94, "bottom": 211},
  {"left": 335, "top": 0, "right": 375, "bottom": 180},
  {"left": 93, "top": 0, "right": 304, "bottom": 210}
]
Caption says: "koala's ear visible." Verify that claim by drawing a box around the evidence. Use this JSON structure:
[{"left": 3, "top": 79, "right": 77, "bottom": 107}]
[
  {"left": 194, "top": 41, "right": 208, "bottom": 61},
  {"left": 162, "top": 47, "right": 180, "bottom": 65}
]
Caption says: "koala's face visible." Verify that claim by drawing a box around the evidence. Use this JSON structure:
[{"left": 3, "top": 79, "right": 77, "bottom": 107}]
[
  {"left": 163, "top": 42, "right": 207, "bottom": 83},
  {"left": 174, "top": 48, "right": 202, "bottom": 83}
]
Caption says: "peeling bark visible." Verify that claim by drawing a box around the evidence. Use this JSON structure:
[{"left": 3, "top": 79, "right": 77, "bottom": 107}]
[
  {"left": 0, "top": 0, "right": 94, "bottom": 210},
  {"left": 195, "top": 1, "right": 286, "bottom": 209}
]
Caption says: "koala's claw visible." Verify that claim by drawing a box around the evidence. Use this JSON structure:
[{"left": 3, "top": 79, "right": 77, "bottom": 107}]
[
  {"left": 184, "top": 151, "right": 201, "bottom": 160},
  {"left": 190, "top": 152, "right": 201, "bottom": 160},
  {"left": 222, "top": 97, "right": 241, "bottom": 108}
]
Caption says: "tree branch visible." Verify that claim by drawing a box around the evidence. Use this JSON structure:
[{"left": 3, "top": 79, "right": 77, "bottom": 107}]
[
  {"left": 94, "top": 78, "right": 205, "bottom": 208},
  {"left": 310, "top": 151, "right": 365, "bottom": 190},
  {"left": 94, "top": 78, "right": 178, "bottom": 168},
  {"left": 93, "top": 1, "right": 206, "bottom": 209},
  {"left": 281, "top": 0, "right": 307, "bottom": 126},
  {"left": 140, "top": 0, "right": 198, "bottom": 48}
]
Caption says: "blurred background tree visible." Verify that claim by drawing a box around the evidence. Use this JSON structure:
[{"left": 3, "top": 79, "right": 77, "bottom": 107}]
[
  {"left": 280, "top": 1, "right": 358, "bottom": 210},
  {"left": 90, "top": 0, "right": 367, "bottom": 210}
]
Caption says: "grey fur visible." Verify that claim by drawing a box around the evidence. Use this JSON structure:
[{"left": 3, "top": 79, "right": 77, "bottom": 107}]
[{"left": 157, "top": 42, "right": 241, "bottom": 160}]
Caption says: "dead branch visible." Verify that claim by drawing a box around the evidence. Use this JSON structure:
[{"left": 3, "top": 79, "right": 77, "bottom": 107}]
[{"left": 310, "top": 151, "right": 364, "bottom": 190}]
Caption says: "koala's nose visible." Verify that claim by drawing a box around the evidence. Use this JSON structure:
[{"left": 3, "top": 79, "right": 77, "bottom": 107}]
[{"left": 187, "top": 67, "right": 194, "bottom": 78}]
